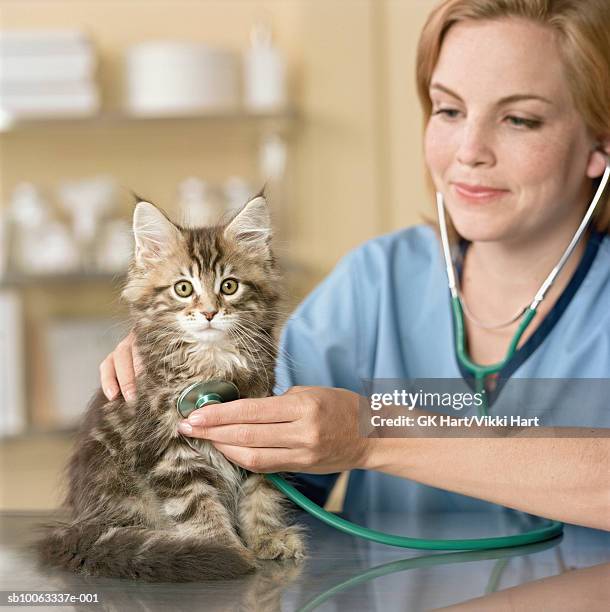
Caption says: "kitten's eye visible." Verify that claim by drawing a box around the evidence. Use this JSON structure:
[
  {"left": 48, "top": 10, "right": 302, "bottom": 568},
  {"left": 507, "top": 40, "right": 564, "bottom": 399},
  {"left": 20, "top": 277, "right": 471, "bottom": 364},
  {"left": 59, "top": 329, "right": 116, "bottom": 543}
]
[
  {"left": 221, "top": 278, "right": 239, "bottom": 295},
  {"left": 174, "top": 280, "right": 193, "bottom": 298}
]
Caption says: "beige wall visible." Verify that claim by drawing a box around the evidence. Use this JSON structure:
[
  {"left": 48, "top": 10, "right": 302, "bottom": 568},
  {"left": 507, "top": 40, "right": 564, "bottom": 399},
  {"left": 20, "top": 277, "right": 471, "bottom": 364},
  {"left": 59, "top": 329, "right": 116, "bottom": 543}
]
[
  {"left": 0, "top": 0, "right": 439, "bottom": 424},
  {"left": 383, "top": 0, "right": 437, "bottom": 229},
  {"left": 294, "top": 0, "right": 437, "bottom": 266},
  {"left": 0, "top": 0, "right": 440, "bottom": 509},
  {"left": 0, "top": 0, "right": 437, "bottom": 275}
]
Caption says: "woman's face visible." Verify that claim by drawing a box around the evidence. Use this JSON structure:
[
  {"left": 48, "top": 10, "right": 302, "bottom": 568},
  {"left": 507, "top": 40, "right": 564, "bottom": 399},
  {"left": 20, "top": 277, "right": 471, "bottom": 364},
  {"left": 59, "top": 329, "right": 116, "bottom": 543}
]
[{"left": 424, "top": 18, "right": 605, "bottom": 245}]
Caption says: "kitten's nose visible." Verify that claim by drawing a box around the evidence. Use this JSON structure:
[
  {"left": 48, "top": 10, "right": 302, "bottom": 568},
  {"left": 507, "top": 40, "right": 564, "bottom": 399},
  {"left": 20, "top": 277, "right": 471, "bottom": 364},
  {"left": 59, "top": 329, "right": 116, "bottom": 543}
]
[{"left": 202, "top": 310, "right": 218, "bottom": 321}]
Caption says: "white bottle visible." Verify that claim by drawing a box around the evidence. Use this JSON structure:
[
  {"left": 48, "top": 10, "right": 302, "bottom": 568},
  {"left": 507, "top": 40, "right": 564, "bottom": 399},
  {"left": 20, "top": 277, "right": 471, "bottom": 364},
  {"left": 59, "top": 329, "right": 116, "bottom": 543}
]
[
  {"left": 8, "top": 182, "right": 49, "bottom": 273},
  {"left": 0, "top": 209, "right": 9, "bottom": 279},
  {"left": 223, "top": 176, "right": 256, "bottom": 214},
  {"left": 9, "top": 182, "right": 79, "bottom": 274},
  {"left": 243, "top": 23, "right": 286, "bottom": 112},
  {"left": 96, "top": 219, "right": 133, "bottom": 273},
  {"left": 177, "top": 178, "right": 224, "bottom": 227},
  {"left": 57, "top": 175, "right": 116, "bottom": 271}
]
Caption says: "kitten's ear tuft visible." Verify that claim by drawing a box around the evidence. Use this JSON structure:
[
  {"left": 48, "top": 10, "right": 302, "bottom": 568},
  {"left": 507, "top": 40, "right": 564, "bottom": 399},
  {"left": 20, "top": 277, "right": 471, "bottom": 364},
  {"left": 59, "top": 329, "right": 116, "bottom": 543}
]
[
  {"left": 130, "top": 190, "right": 148, "bottom": 205},
  {"left": 133, "top": 201, "right": 181, "bottom": 265},
  {"left": 223, "top": 195, "right": 271, "bottom": 249}
]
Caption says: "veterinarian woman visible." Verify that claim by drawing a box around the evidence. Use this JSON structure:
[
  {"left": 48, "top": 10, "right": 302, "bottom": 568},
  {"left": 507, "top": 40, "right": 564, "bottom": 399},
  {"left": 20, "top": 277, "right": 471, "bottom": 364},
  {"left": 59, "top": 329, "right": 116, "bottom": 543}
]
[{"left": 101, "top": 0, "right": 610, "bottom": 531}]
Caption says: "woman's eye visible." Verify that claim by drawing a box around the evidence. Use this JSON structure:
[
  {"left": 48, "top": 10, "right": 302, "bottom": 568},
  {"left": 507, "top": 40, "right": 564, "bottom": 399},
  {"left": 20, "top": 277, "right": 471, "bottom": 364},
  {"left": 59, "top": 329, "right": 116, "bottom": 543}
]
[
  {"left": 220, "top": 278, "right": 239, "bottom": 295},
  {"left": 174, "top": 280, "right": 193, "bottom": 297},
  {"left": 506, "top": 116, "right": 542, "bottom": 129},
  {"left": 432, "top": 107, "right": 460, "bottom": 119}
]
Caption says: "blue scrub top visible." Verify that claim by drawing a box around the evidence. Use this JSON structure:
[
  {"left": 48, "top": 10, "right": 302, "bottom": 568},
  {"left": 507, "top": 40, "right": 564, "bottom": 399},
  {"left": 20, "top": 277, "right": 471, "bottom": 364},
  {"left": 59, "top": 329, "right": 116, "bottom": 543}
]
[{"left": 273, "top": 224, "right": 610, "bottom": 513}]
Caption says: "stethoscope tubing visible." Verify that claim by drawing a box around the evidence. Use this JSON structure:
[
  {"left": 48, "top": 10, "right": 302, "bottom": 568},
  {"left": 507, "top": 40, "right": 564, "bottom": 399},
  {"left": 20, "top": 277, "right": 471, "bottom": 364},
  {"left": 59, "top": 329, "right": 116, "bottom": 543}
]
[{"left": 265, "top": 473, "right": 564, "bottom": 551}]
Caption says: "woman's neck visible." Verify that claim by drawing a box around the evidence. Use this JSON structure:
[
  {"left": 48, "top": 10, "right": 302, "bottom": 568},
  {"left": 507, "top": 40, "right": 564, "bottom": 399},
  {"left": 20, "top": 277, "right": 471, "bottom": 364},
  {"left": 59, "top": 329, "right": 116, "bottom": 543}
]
[
  {"left": 461, "top": 182, "right": 597, "bottom": 307},
  {"left": 464, "top": 221, "right": 588, "bottom": 308},
  {"left": 459, "top": 215, "right": 592, "bottom": 365}
]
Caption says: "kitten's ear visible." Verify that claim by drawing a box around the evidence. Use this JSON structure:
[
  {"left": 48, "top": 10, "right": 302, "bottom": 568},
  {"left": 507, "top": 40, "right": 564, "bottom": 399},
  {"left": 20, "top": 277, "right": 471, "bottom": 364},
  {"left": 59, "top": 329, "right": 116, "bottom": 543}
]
[
  {"left": 223, "top": 195, "right": 271, "bottom": 249},
  {"left": 132, "top": 201, "right": 181, "bottom": 265}
]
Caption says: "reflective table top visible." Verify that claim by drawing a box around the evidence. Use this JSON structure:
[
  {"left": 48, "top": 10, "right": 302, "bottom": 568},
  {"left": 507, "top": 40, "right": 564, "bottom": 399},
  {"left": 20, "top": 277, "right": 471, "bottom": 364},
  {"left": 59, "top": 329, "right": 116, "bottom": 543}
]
[{"left": 1, "top": 509, "right": 608, "bottom": 611}]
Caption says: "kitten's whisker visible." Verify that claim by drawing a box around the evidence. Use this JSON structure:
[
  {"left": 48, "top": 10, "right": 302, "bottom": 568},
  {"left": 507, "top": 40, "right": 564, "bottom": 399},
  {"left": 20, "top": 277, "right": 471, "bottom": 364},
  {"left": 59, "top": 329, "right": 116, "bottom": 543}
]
[
  {"left": 229, "top": 322, "right": 279, "bottom": 364},
  {"left": 227, "top": 328, "right": 272, "bottom": 392},
  {"left": 232, "top": 331, "right": 302, "bottom": 375},
  {"left": 232, "top": 329, "right": 290, "bottom": 370},
  {"left": 230, "top": 320, "right": 296, "bottom": 368},
  {"left": 227, "top": 329, "right": 266, "bottom": 390}
]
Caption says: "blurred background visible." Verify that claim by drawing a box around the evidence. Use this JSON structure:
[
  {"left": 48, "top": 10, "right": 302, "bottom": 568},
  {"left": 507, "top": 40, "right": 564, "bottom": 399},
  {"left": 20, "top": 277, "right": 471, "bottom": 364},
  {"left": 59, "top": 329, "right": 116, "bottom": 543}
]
[{"left": 0, "top": 0, "right": 435, "bottom": 511}]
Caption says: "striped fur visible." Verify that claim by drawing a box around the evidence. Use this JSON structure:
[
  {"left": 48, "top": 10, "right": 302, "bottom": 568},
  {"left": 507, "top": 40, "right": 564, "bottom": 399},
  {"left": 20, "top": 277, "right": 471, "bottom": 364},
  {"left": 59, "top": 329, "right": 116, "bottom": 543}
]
[{"left": 35, "top": 196, "right": 305, "bottom": 582}]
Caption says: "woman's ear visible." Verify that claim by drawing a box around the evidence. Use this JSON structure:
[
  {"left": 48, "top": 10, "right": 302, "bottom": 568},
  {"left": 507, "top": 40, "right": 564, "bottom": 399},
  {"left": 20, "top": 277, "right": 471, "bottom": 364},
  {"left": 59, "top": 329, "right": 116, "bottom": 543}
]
[{"left": 586, "top": 136, "right": 610, "bottom": 178}]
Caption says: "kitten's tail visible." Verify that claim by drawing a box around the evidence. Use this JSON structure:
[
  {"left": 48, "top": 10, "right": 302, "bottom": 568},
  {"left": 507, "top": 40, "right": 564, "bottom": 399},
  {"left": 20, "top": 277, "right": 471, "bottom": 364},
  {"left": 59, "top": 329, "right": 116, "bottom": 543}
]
[{"left": 33, "top": 520, "right": 256, "bottom": 582}]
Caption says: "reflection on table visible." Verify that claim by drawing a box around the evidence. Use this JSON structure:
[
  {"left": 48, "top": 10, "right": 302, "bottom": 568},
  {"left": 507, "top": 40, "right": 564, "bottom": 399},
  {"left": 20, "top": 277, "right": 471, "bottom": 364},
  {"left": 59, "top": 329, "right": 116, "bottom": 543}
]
[{"left": 1, "top": 509, "right": 608, "bottom": 611}]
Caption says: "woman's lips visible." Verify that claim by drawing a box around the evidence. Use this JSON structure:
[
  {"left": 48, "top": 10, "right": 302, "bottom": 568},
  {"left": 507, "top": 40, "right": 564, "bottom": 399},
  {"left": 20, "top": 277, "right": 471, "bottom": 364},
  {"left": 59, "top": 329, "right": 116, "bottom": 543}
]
[{"left": 452, "top": 182, "right": 509, "bottom": 203}]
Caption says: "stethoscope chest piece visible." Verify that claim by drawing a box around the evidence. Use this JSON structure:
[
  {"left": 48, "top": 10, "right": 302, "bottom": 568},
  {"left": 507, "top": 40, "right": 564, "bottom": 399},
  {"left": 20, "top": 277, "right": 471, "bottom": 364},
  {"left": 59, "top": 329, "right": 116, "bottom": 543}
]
[{"left": 176, "top": 380, "right": 240, "bottom": 418}]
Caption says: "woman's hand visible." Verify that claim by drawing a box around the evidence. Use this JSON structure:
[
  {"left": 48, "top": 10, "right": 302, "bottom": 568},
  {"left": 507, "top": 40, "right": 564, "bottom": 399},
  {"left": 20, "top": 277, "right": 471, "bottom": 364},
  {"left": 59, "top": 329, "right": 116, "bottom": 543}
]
[
  {"left": 177, "top": 386, "right": 370, "bottom": 474},
  {"left": 99, "top": 330, "right": 144, "bottom": 402}
]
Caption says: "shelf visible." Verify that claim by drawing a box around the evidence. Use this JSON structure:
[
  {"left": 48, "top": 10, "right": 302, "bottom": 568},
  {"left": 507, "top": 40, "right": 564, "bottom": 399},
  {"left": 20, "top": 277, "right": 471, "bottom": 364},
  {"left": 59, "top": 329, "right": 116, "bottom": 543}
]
[
  {"left": 0, "top": 270, "right": 127, "bottom": 288},
  {"left": 0, "top": 258, "right": 319, "bottom": 290},
  {"left": 0, "top": 108, "right": 297, "bottom": 133}
]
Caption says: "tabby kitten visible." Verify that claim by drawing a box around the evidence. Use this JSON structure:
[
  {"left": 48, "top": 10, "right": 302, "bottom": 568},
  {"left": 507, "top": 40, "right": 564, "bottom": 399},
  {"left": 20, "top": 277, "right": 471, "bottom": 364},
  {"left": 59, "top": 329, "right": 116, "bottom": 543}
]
[{"left": 36, "top": 194, "right": 306, "bottom": 582}]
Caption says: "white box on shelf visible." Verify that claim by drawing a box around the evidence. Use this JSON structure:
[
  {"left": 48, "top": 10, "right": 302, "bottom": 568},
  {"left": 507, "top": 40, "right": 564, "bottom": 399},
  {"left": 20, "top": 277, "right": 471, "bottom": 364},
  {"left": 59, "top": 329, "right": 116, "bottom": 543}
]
[
  {"left": 0, "top": 52, "right": 97, "bottom": 83},
  {"left": 0, "top": 80, "right": 100, "bottom": 118},
  {"left": 45, "top": 317, "right": 130, "bottom": 428},
  {"left": 125, "top": 41, "right": 240, "bottom": 115},
  {"left": 0, "top": 29, "right": 92, "bottom": 56},
  {"left": 0, "top": 290, "right": 26, "bottom": 437}
]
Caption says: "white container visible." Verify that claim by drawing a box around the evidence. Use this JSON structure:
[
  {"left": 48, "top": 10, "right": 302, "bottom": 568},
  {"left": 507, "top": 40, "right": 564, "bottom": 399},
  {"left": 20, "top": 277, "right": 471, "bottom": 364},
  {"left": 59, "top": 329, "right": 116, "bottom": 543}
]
[
  {"left": 125, "top": 41, "right": 240, "bottom": 115},
  {"left": 0, "top": 290, "right": 26, "bottom": 437},
  {"left": 95, "top": 219, "right": 133, "bottom": 273},
  {"left": 0, "top": 51, "right": 97, "bottom": 83},
  {"left": 243, "top": 24, "right": 286, "bottom": 112},
  {"left": 0, "top": 29, "right": 91, "bottom": 55},
  {"left": 0, "top": 211, "right": 7, "bottom": 279},
  {"left": 46, "top": 317, "right": 130, "bottom": 427},
  {"left": 0, "top": 81, "right": 100, "bottom": 118},
  {"left": 177, "top": 177, "right": 225, "bottom": 227}
]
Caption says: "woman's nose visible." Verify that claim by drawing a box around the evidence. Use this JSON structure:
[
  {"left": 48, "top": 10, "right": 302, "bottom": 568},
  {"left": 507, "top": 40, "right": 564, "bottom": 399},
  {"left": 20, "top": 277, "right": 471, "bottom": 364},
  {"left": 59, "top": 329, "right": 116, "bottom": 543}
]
[{"left": 456, "top": 120, "right": 495, "bottom": 167}]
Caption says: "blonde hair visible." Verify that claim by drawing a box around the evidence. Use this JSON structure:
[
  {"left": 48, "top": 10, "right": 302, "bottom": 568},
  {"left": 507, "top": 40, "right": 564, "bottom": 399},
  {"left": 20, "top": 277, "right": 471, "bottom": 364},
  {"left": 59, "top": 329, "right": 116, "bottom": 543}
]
[{"left": 415, "top": 0, "right": 610, "bottom": 235}]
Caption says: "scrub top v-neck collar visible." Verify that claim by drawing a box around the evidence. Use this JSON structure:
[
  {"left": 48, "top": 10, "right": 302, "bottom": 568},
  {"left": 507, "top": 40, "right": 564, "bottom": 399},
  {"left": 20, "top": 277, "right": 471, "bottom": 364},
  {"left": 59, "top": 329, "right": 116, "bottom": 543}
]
[{"left": 451, "top": 229, "right": 604, "bottom": 405}]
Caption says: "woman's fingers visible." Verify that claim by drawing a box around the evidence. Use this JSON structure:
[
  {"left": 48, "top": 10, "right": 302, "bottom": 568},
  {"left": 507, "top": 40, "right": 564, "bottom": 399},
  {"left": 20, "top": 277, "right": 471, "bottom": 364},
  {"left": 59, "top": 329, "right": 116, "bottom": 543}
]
[
  {"left": 210, "top": 443, "right": 308, "bottom": 473},
  {"left": 132, "top": 340, "right": 144, "bottom": 375},
  {"left": 100, "top": 331, "right": 139, "bottom": 402},
  {"left": 186, "top": 396, "right": 300, "bottom": 427},
  {"left": 99, "top": 354, "right": 119, "bottom": 401},
  {"left": 178, "top": 421, "right": 301, "bottom": 448},
  {"left": 113, "top": 334, "right": 138, "bottom": 401}
]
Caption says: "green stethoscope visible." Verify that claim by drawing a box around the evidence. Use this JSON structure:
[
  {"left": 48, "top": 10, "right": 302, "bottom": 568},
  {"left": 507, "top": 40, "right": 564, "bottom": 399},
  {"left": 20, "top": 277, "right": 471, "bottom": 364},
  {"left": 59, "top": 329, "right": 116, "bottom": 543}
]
[
  {"left": 176, "top": 158, "right": 609, "bottom": 551},
  {"left": 176, "top": 381, "right": 561, "bottom": 550},
  {"left": 438, "top": 156, "right": 610, "bottom": 416}
]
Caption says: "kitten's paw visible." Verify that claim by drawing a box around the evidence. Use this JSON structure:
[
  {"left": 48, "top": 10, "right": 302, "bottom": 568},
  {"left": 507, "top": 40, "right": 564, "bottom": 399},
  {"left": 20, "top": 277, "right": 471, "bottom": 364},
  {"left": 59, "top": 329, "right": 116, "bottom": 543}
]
[{"left": 250, "top": 526, "right": 306, "bottom": 561}]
